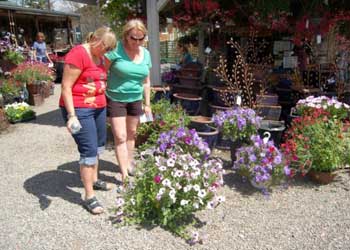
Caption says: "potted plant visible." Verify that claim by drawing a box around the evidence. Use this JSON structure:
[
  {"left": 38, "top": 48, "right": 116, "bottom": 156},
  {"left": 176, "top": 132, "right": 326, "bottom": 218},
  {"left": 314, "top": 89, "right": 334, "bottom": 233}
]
[
  {"left": 11, "top": 62, "right": 54, "bottom": 105},
  {"left": 136, "top": 99, "right": 190, "bottom": 151},
  {"left": 4, "top": 101, "right": 35, "bottom": 123},
  {"left": 0, "top": 79, "right": 23, "bottom": 105},
  {"left": 112, "top": 127, "right": 224, "bottom": 243},
  {"left": 282, "top": 108, "right": 347, "bottom": 184},
  {"left": 233, "top": 134, "right": 290, "bottom": 191},
  {"left": 295, "top": 95, "right": 350, "bottom": 121},
  {"left": 212, "top": 107, "right": 262, "bottom": 161}
]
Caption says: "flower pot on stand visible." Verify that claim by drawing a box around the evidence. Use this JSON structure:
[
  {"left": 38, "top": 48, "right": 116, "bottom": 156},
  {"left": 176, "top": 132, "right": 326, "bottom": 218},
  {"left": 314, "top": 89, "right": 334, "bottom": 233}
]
[
  {"left": 230, "top": 139, "right": 243, "bottom": 163},
  {"left": 308, "top": 170, "right": 337, "bottom": 185},
  {"left": 208, "top": 85, "right": 237, "bottom": 107},
  {"left": 208, "top": 103, "right": 235, "bottom": 150}
]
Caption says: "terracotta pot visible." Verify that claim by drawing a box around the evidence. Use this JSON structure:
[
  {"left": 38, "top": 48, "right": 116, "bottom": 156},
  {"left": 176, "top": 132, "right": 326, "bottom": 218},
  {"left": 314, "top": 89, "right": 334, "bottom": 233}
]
[
  {"left": 190, "top": 124, "right": 219, "bottom": 150},
  {"left": 308, "top": 170, "right": 337, "bottom": 185}
]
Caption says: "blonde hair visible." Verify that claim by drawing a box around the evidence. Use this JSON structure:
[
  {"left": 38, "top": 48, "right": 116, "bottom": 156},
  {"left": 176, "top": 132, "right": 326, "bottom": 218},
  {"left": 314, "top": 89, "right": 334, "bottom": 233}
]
[
  {"left": 85, "top": 32, "right": 94, "bottom": 43},
  {"left": 88, "top": 26, "right": 117, "bottom": 50},
  {"left": 122, "top": 19, "right": 147, "bottom": 43},
  {"left": 36, "top": 32, "right": 45, "bottom": 40}
]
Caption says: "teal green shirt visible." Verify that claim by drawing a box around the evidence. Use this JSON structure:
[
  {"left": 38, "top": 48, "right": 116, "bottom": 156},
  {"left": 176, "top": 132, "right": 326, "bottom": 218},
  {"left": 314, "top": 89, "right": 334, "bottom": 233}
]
[{"left": 105, "top": 42, "right": 152, "bottom": 102}]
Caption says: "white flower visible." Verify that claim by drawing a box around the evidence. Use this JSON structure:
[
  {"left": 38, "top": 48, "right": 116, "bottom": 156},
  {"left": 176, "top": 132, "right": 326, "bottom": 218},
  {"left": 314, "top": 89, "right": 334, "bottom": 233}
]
[
  {"left": 156, "top": 193, "right": 162, "bottom": 201},
  {"left": 130, "top": 198, "right": 136, "bottom": 205},
  {"left": 169, "top": 189, "right": 176, "bottom": 198},
  {"left": 116, "top": 197, "right": 125, "bottom": 208},
  {"left": 198, "top": 189, "right": 207, "bottom": 198},
  {"left": 158, "top": 188, "right": 166, "bottom": 195},
  {"left": 175, "top": 183, "right": 182, "bottom": 190},
  {"left": 175, "top": 170, "right": 184, "bottom": 177},
  {"left": 162, "top": 178, "right": 171, "bottom": 187},
  {"left": 184, "top": 185, "right": 192, "bottom": 192},
  {"left": 159, "top": 165, "right": 167, "bottom": 171},
  {"left": 180, "top": 199, "right": 189, "bottom": 206},
  {"left": 167, "top": 158, "right": 175, "bottom": 167},
  {"left": 189, "top": 159, "right": 199, "bottom": 168},
  {"left": 216, "top": 195, "right": 225, "bottom": 203},
  {"left": 206, "top": 200, "right": 215, "bottom": 209},
  {"left": 193, "top": 184, "right": 200, "bottom": 192},
  {"left": 183, "top": 164, "right": 189, "bottom": 171},
  {"left": 193, "top": 203, "right": 199, "bottom": 209}
]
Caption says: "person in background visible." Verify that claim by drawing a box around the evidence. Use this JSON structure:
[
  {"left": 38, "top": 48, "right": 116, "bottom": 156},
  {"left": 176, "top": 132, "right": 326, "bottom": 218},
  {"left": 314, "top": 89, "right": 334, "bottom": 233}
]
[
  {"left": 105, "top": 19, "right": 152, "bottom": 190},
  {"left": 59, "top": 27, "right": 116, "bottom": 214},
  {"left": 33, "top": 32, "right": 53, "bottom": 64},
  {"left": 177, "top": 43, "right": 193, "bottom": 67}
]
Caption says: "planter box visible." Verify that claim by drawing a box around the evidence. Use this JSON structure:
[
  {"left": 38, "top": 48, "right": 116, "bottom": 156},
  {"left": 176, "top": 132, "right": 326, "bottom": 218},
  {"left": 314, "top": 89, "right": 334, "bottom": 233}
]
[
  {"left": 42, "top": 82, "right": 51, "bottom": 98},
  {"left": 0, "top": 108, "right": 9, "bottom": 132},
  {"left": 27, "top": 84, "right": 43, "bottom": 96},
  {"left": 28, "top": 93, "right": 44, "bottom": 106}
]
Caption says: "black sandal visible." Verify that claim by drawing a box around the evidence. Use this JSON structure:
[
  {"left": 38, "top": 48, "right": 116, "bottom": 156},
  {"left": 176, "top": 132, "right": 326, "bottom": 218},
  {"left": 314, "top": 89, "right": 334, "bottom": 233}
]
[
  {"left": 83, "top": 197, "right": 104, "bottom": 215},
  {"left": 93, "top": 179, "right": 112, "bottom": 191}
]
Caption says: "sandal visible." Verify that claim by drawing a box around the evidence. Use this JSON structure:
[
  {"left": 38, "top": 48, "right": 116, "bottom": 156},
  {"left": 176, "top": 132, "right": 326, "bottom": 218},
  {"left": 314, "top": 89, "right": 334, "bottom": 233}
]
[
  {"left": 83, "top": 197, "right": 104, "bottom": 215},
  {"left": 93, "top": 179, "right": 112, "bottom": 191}
]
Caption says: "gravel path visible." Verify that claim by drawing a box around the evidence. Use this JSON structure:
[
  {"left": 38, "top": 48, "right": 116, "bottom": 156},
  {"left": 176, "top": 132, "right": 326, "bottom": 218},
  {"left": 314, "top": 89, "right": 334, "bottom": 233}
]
[{"left": 1, "top": 84, "right": 350, "bottom": 250}]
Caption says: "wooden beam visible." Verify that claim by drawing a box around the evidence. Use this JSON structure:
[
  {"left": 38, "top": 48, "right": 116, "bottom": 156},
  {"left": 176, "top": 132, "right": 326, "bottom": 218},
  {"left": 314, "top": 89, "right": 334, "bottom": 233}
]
[
  {"left": 157, "top": 0, "right": 170, "bottom": 11},
  {"left": 147, "top": 0, "right": 161, "bottom": 86},
  {"left": 66, "top": 0, "right": 97, "bottom": 5}
]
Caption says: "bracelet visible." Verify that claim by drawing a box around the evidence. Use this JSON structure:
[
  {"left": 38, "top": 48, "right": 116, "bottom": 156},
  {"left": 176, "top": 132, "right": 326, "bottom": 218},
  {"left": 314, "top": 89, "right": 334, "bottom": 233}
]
[{"left": 67, "top": 113, "right": 77, "bottom": 119}]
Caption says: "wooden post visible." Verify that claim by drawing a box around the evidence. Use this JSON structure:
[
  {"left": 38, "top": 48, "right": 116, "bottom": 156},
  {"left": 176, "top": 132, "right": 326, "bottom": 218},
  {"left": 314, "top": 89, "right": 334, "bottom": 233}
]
[{"left": 147, "top": 0, "right": 161, "bottom": 86}]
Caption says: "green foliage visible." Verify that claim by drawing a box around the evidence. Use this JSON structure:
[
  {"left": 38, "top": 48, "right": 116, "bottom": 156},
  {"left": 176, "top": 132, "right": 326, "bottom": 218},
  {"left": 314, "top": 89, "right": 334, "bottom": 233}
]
[
  {"left": 283, "top": 109, "right": 347, "bottom": 174},
  {"left": 100, "top": 0, "right": 143, "bottom": 36},
  {"left": 3, "top": 50, "right": 25, "bottom": 65},
  {"left": 4, "top": 102, "right": 35, "bottom": 123},
  {"left": 12, "top": 62, "right": 54, "bottom": 84},
  {"left": 0, "top": 80, "right": 21, "bottom": 98},
  {"left": 303, "top": 119, "right": 345, "bottom": 172},
  {"left": 136, "top": 98, "right": 190, "bottom": 151}
]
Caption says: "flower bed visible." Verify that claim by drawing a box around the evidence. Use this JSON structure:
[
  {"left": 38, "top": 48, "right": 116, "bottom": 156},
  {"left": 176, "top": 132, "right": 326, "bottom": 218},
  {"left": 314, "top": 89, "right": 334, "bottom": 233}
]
[{"left": 113, "top": 127, "right": 224, "bottom": 244}]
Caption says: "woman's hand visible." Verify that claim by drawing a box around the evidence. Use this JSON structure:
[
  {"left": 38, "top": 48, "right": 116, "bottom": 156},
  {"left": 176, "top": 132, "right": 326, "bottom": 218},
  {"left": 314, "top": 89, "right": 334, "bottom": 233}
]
[
  {"left": 67, "top": 115, "right": 81, "bottom": 134},
  {"left": 144, "top": 105, "right": 152, "bottom": 115}
]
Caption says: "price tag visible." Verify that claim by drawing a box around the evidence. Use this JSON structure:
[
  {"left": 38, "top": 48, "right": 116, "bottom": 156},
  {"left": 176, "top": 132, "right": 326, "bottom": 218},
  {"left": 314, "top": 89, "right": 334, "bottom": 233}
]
[{"left": 140, "top": 113, "right": 154, "bottom": 123}]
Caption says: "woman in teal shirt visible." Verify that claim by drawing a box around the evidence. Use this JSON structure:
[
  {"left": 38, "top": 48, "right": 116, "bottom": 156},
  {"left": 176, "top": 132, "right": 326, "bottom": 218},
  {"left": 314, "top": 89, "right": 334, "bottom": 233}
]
[{"left": 105, "top": 19, "right": 152, "bottom": 188}]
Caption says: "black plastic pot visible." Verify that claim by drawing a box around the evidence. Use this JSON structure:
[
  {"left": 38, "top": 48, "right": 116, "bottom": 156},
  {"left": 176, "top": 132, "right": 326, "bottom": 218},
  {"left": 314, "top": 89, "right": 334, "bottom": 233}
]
[{"left": 258, "top": 120, "right": 286, "bottom": 146}]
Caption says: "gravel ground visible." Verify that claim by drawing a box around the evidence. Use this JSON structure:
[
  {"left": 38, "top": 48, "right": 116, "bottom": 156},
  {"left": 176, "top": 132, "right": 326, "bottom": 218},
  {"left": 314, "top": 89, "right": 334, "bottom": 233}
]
[{"left": 1, "top": 84, "right": 350, "bottom": 250}]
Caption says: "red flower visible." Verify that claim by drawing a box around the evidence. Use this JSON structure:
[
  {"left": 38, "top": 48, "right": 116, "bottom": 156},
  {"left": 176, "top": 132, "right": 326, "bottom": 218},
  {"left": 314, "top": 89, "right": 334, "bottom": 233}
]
[{"left": 154, "top": 175, "right": 161, "bottom": 184}]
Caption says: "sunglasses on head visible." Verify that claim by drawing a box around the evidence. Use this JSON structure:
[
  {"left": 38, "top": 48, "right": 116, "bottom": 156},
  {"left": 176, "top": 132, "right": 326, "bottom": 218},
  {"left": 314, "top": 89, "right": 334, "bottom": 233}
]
[{"left": 129, "top": 35, "right": 145, "bottom": 42}]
